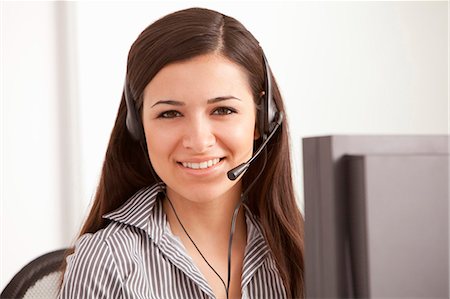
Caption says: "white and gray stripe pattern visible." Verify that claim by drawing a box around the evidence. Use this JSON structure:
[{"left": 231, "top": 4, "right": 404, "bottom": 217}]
[{"left": 59, "top": 183, "right": 287, "bottom": 298}]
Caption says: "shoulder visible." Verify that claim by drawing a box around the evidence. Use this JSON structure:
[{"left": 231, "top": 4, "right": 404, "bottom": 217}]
[
  {"left": 59, "top": 224, "right": 132, "bottom": 299},
  {"left": 66, "top": 220, "right": 148, "bottom": 267},
  {"left": 68, "top": 223, "right": 123, "bottom": 260}
]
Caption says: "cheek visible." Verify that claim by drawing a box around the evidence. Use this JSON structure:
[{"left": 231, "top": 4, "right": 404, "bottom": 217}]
[
  {"left": 218, "top": 117, "right": 256, "bottom": 154},
  {"left": 144, "top": 125, "right": 178, "bottom": 165}
]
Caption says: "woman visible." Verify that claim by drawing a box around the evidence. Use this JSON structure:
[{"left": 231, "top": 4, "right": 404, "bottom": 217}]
[{"left": 59, "top": 7, "right": 304, "bottom": 299}]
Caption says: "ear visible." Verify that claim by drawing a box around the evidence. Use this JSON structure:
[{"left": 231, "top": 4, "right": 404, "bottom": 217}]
[{"left": 254, "top": 126, "right": 260, "bottom": 140}]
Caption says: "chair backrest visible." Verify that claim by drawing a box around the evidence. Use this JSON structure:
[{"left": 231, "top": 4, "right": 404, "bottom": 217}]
[{"left": 1, "top": 249, "right": 67, "bottom": 299}]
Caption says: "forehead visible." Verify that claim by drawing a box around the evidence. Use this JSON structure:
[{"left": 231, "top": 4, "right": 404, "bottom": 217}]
[{"left": 142, "top": 54, "right": 253, "bottom": 104}]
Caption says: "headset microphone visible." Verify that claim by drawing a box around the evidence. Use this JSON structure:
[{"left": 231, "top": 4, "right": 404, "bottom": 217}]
[{"left": 227, "top": 111, "right": 283, "bottom": 180}]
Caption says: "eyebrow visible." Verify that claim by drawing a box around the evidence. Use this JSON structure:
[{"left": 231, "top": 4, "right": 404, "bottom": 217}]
[{"left": 151, "top": 96, "right": 241, "bottom": 108}]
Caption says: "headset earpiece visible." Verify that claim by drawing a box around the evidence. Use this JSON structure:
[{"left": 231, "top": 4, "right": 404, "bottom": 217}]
[
  {"left": 124, "top": 81, "right": 145, "bottom": 141},
  {"left": 260, "top": 53, "right": 281, "bottom": 140}
]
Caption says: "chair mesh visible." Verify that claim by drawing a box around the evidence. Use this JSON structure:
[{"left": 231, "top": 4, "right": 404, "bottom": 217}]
[
  {"left": 1, "top": 249, "right": 67, "bottom": 299},
  {"left": 22, "top": 271, "right": 62, "bottom": 299}
]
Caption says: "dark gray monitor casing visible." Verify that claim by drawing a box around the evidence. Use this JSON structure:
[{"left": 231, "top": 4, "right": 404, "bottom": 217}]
[{"left": 302, "top": 135, "right": 449, "bottom": 298}]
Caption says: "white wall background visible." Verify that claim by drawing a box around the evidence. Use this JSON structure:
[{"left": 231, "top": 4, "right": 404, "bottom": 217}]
[{"left": 1, "top": 1, "right": 448, "bottom": 291}]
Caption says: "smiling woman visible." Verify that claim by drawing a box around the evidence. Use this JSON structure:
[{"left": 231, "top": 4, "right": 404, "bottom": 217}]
[
  {"left": 58, "top": 7, "right": 304, "bottom": 299},
  {"left": 143, "top": 54, "right": 257, "bottom": 204}
]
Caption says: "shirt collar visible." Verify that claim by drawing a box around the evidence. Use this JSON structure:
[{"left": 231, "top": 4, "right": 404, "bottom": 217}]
[
  {"left": 103, "top": 183, "right": 271, "bottom": 279},
  {"left": 102, "top": 182, "right": 166, "bottom": 238},
  {"left": 103, "top": 182, "right": 270, "bottom": 245}
]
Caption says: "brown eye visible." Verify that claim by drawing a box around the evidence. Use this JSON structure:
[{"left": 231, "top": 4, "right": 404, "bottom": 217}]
[
  {"left": 212, "top": 107, "right": 236, "bottom": 115},
  {"left": 158, "top": 110, "right": 182, "bottom": 118}
]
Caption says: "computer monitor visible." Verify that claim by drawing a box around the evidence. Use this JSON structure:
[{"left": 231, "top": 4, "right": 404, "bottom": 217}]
[{"left": 302, "top": 135, "right": 449, "bottom": 298}]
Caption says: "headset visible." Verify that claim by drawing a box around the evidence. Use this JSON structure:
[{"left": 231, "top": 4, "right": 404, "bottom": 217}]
[{"left": 124, "top": 52, "right": 283, "bottom": 180}]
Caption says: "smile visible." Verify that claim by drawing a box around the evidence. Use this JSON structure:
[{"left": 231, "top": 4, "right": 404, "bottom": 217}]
[{"left": 180, "top": 158, "right": 222, "bottom": 170}]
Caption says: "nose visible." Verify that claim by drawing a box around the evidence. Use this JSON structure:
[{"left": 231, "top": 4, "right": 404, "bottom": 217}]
[{"left": 182, "top": 116, "right": 216, "bottom": 153}]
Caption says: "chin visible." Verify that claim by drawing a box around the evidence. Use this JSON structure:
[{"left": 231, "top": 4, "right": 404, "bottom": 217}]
[{"left": 167, "top": 181, "right": 241, "bottom": 204}]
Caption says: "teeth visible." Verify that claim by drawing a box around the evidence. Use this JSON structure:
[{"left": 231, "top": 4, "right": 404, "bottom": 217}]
[{"left": 182, "top": 158, "right": 221, "bottom": 170}]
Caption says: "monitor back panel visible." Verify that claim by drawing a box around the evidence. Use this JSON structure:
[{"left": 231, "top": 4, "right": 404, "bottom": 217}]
[{"left": 302, "top": 135, "right": 449, "bottom": 298}]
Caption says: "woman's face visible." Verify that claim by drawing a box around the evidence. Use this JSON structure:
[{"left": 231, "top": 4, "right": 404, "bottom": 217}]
[{"left": 142, "top": 54, "right": 258, "bottom": 203}]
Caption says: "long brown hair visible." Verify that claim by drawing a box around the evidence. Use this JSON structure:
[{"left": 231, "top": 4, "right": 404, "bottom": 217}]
[{"left": 62, "top": 7, "right": 304, "bottom": 298}]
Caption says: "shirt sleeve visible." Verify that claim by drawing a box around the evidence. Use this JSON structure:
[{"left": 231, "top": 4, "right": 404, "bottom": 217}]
[{"left": 58, "top": 233, "right": 123, "bottom": 299}]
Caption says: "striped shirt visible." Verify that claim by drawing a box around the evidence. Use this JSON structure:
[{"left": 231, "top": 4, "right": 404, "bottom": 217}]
[{"left": 59, "top": 183, "right": 287, "bottom": 298}]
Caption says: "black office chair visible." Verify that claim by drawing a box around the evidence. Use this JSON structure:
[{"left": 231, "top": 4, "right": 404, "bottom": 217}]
[{"left": 1, "top": 249, "right": 67, "bottom": 299}]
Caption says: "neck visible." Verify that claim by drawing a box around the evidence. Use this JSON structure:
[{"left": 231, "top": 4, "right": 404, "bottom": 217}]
[{"left": 163, "top": 186, "right": 246, "bottom": 247}]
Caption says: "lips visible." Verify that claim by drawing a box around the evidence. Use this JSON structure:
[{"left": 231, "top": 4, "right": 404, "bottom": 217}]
[{"left": 178, "top": 158, "right": 224, "bottom": 170}]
